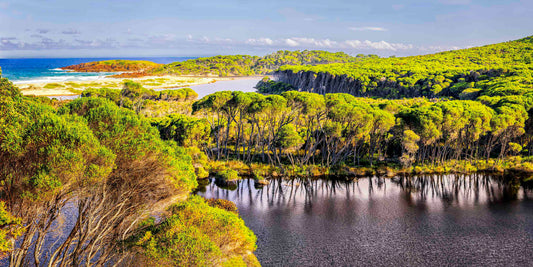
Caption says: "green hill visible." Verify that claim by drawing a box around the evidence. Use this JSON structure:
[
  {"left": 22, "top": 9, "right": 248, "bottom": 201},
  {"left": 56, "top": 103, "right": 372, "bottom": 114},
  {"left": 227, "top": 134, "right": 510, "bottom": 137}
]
[
  {"left": 152, "top": 50, "right": 367, "bottom": 76},
  {"left": 62, "top": 60, "right": 161, "bottom": 72},
  {"left": 274, "top": 36, "right": 533, "bottom": 100}
]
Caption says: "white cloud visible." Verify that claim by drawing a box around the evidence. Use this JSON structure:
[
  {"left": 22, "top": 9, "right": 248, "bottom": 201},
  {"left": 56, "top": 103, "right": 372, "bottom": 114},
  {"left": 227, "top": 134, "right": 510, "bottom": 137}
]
[
  {"left": 420, "top": 45, "right": 462, "bottom": 52},
  {"left": 349, "top": 26, "right": 387, "bottom": 32},
  {"left": 242, "top": 37, "right": 424, "bottom": 52},
  {"left": 289, "top": 38, "right": 337, "bottom": 48},
  {"left": 185, "top": 35, "right": 233, "bottom": 45},
  {"left": 344, "top": 40, "right": 362, "bottom": 48},
  {"left": 342, "top": 40, "right": 413, "bottom": 51},
  {"left": 245, "top": 38, "right": 274, "bottom": 46},
  {"left": 285, "top": 38, "right": 299, "bottom": 47}
]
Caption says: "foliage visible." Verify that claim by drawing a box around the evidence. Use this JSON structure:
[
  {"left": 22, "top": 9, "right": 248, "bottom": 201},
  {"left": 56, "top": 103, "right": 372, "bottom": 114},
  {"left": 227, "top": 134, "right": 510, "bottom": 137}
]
[
  {"left": 81, "top": 81, "right": 198, "bottom": 116},
  {"left": 0, "top": 202, "right": 22, "bottom": 255},
  {"left": 129, "top": 196, "right": 257, "bottom": 266},
  {"left": 188, "top": 84, "right": 533, "bottom": 171},
  {"left": 216, "top": 169, "right": 240, "bottom": 182},
  {"left": 206, "top": 198, "right": 238, "bottom": 213},
  {"left": 255, "top": 77, "right": 295, "bottom": 94},
  {"left": 152, "top": 114, "right": 210, "bottom": 147}
]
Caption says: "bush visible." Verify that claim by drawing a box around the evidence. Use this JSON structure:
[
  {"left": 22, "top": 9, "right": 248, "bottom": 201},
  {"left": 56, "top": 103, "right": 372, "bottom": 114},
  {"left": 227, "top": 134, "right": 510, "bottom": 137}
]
[
  {"left": 129, "top": 196, "right": 257, "bottom": 266},
  {"left": 216, "top": 169, "right": 240, "bottom": 182},
  {"left": 206, "top": 198, "right": 238, "bottom": 213}
]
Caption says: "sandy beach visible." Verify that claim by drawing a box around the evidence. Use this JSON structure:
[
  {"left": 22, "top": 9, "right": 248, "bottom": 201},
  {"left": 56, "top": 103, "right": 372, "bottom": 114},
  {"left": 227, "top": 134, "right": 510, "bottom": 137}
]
[{"left": 16, "top": 75, "right": 249, "bottom": 96}]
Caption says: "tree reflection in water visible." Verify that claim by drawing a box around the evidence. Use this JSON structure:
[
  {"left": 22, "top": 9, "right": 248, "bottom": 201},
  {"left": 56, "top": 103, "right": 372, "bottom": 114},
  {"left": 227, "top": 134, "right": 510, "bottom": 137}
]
[{"left": 198, "top": 174, "right": 533, "bottom": 208}]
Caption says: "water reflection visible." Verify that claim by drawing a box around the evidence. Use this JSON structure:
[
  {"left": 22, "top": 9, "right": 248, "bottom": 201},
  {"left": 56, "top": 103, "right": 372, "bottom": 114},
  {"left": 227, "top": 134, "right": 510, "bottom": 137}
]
[
  {"left": 199, "top": 174, "right": 532, "bottom": 209},
  {"left": 197, "top": 175, "right": 533, "bottom": 266}
]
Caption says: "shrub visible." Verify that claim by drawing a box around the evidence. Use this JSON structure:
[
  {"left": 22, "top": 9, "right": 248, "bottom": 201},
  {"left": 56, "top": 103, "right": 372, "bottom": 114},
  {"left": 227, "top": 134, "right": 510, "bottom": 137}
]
[
  {"left": 206, "top": 198, "right": 238, "bottom": 213},
  {"left": 129, "top": 196, "right": 257, "bottom": 266}
]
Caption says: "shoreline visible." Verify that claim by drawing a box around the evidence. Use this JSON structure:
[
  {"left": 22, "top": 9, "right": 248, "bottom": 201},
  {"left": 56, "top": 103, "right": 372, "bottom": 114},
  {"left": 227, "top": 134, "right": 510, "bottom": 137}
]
[
  {"left": 205, "top": 157, "right": 533, "bottom": 186},
  {"left": 16, "top": 75, "right": 263, "bottom": 97}
]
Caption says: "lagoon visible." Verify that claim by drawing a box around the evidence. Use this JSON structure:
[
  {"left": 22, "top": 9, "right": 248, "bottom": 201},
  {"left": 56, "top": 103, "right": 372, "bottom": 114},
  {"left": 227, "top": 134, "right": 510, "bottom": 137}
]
[{"left": 197, "top": 175, "right": 533, "bottom": 266}]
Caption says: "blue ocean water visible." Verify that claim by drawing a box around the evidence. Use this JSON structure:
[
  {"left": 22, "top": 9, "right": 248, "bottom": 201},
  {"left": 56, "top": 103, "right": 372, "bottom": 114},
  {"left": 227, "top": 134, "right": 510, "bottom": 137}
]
[{"left": 0, "top": 57, "right": 194, "bottom": 84}]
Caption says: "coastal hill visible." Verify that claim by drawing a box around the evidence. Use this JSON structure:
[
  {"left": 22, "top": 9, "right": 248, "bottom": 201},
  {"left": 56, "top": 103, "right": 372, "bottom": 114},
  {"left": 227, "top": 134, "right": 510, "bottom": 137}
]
[
  {"left": 61, "top": 59, "right": 161, "bottom": 73},
  {"left": 152, "top": 50, "right": 366, "bottom": 76},
  {"left": 270, "top": 36, "right": 533, "bottom": 99},
  {"left": 60, "top": 50, "right": 369, "bottom": 77}
]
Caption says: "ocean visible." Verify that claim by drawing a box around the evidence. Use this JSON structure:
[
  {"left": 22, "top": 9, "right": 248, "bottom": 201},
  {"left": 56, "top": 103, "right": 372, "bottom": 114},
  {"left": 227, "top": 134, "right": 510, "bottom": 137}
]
[{"left": 0, "top": 57, "right": 194, "bottom": 84}]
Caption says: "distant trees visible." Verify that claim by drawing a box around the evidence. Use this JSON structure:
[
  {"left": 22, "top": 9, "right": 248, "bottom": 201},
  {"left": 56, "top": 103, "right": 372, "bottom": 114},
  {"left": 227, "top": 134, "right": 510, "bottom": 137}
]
[
  {"left": 153, "top": 50, "right": 363, "bottom": 77},
  {"left": 82, "top": 81, "right": 198, "bottom": 116}
]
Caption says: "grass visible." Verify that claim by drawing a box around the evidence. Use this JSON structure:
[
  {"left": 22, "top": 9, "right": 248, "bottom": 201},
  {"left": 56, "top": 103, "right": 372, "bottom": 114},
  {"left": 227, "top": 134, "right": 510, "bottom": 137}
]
[{"left": 43, "top": 83, "right": 64, "bottom": 89}]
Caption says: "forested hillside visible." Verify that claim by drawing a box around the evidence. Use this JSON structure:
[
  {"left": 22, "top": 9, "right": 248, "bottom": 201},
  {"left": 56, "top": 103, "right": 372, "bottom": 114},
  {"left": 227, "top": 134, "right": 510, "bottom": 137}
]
[
  {"left": 152, "top": 50, "right": 364, "bottom": 76},
  {"left": 273, "top": 36, "right": 533, "bottom": 99}
]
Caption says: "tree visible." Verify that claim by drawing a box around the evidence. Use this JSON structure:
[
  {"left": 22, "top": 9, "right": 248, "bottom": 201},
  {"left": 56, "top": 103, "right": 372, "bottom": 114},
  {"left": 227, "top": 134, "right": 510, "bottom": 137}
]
[{"left": 401, "top": 130, "right": 420, "bottom": 167}]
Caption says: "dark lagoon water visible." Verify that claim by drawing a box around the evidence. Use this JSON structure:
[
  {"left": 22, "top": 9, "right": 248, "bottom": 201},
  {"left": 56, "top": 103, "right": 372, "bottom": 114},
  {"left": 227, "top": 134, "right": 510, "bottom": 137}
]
[{"left": 196, "top": 175, "right": 533, "bottom": 266}]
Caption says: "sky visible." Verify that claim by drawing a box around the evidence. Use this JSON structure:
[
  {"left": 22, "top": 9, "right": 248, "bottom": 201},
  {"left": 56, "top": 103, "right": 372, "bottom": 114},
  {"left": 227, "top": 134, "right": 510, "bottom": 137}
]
[{"left": 0, "top": 0, "right": 532, "bottom": 58}]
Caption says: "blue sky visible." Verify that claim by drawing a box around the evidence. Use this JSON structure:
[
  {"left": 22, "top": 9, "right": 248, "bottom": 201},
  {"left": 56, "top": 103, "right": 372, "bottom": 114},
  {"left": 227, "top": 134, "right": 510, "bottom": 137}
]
[{"left": 0, "top": 0, "right": 531, "bottom": 58}]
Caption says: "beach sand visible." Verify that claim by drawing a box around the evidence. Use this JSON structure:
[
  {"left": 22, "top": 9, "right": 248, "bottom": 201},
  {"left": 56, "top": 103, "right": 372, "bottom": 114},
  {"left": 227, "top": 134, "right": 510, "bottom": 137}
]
[{"left": 16, "top": 75, "right": 241, "bottom": 96}]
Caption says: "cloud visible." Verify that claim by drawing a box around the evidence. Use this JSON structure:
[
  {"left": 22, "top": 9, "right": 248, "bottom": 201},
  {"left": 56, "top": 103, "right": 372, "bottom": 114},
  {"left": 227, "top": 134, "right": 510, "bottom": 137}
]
[
  {"left": 290, "top": 38, "right": 337, "bottom": 47},
  {"left": 0, "top": 37, "right": 121, "bottom": 50},
  {"left": 62, "top": 29, "right": 81, "bottom": 35},
  {"left": 349, "top": 26, "right": 387, "bottom": 32},
  {"left": 420, "top": 45, "right": 461, "bottom": 52},
  {"left": 240, "top": 36, "right": 444, "bottom": 53},
  {"left": 343, "top": 40, "right": 413, "bottom": 51},
  {"left": 36, "top": 29, "right": 50, "bottom": 34},
  {"left": 0, "top": 2, "right": 9, "bottom": 9},
  {"left": 0, "top": 34, "right": 461, "bottom": 57},
  {"left": 185, "top": 35, "right": 233, "bottom": 45},
  {"left": 284, "top": 38, "right": 299, "bottom": 47},
  {"left": 245, "top": 38, "right": 274, "bottom": 46}
]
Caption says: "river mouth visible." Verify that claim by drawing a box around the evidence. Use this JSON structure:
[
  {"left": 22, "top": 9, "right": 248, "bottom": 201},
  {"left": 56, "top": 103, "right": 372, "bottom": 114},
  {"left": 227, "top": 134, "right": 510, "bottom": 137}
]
[{"left": 196, "top": 174, "right": 533, "bottom": 266}]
